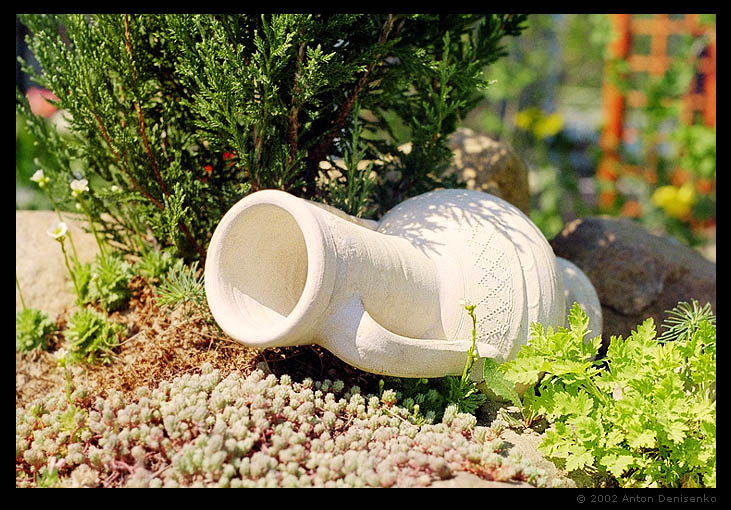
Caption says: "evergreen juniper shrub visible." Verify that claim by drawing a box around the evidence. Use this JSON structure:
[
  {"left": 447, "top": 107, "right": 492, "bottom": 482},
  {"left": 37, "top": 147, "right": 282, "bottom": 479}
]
[{"left": 17, "top": 14, "right": 527, "bottom": 263}]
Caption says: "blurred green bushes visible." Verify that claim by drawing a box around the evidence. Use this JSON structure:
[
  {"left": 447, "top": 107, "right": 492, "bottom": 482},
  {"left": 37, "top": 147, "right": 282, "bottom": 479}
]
[{"left": 464, "top": 14, "right": 714, "bottom": 251}]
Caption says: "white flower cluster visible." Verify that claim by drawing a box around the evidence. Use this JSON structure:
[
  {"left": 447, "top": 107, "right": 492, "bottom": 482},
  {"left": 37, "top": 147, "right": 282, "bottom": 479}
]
[{"left": 16, "top": 365, "right": 550, "bottom": 488}]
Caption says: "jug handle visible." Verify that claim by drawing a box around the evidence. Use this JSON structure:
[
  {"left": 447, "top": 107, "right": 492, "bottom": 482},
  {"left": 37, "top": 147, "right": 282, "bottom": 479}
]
[{"left": 319, "top": 296, "right": 502, "bottom": 379}]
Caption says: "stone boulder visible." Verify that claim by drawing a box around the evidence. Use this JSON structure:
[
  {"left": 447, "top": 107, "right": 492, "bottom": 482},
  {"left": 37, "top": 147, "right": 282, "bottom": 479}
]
[
  {"left": 16, "top": 210, "right": 101, "bottom": 318},
  {"left": 550, "top": 217, "right": 716, "bottom": 343},
  {"left": 446, "top": 128, "right": 531, "bottom": 215},
  {"left": 320, "top": 127, "right": 531, "bottom": 216}
]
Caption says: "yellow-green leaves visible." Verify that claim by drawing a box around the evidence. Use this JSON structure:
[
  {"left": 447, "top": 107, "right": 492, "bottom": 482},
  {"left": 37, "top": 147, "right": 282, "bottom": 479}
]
[
  {"left": 500, "top": 301, "right": 716, "bottom": 488},
  {"left": 552, "top": 390, "right": 593, "bottom": 420},
  {"left": 63, "top": 308, "right": 124, "bottom": 365},
  {"left": 16, "top": 307, "right": 57, "bottom": 353},
  {"left": 625, "top": 425, "right": 656, "bottom": 450},
  {"left": 482, "top": 358, "right": 521, "bottom": 408},
  {"left": 600, "top": 454, "right": 635, "bottom": 478},
  {"left": 499, "top": 354, "right": 544, "bottom": 386}
]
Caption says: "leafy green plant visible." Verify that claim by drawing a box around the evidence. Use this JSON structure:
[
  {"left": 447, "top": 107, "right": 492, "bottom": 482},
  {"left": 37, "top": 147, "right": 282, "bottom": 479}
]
[
  {"left": 657, "top": 299, "right": 715, "bottom": 344},
  {"left": 443, "top": 302, "right": 487, "bottom": 414},
  {"left": 377, "top": 377, "right": 449, "bottom": 424},
  {"left": 71, "top": 260, "right": 93, "bottom": 304},
  {"left": 17, "top": 14, "right": 526, "bottom": 261},
  {"left": 16, "top": 274, "right": 56, "bottom": 352},
  {"left": 85, "top": 251, "right": 133, "bottom": 313},
  {"left": 134, "top": 246, "right": 177, "bottom": 283},
  {"left": 16, "top": 308, "right": 57, "bottom": 353},
  {"left": 63, "top": 308, "right": 125, "bottom": 365},
  {"left": 156, "top": 259, "right": 206, "bottom": 314},
  {"left": 497, "top": 302, "right": 716, "bottom": 488},
  {"left": 482, "top": 357, "right": 542, "bottom": 430},
  {"left": 380, "top": 301, "right": 486, "bottom": 421}
]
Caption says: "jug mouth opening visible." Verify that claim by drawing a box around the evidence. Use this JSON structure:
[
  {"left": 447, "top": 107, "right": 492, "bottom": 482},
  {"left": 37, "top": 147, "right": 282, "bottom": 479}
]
[{"left": 205, "top": 191, "right": 333, "bottom": 347}]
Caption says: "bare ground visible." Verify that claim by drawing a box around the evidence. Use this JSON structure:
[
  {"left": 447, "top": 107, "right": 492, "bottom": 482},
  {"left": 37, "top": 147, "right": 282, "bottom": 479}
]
[{"left": 16, "top": 276, "right": 383, "bottom": 410}]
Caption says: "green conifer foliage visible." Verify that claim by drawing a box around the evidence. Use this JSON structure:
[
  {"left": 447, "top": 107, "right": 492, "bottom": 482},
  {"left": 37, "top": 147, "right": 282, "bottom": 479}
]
[{"left": 17, "top": 14, "right": 526, "bottom": 263}]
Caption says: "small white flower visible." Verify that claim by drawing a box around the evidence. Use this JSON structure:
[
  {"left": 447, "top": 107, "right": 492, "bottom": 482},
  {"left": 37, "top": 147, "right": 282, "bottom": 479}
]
[
  {"left": 75, "top": 202, "right": 82, "bottom": 210},
  {"left": 47, "top": 221, "right": 68, "bottom": 241},
  {"left": 110, "top": 185, "right": 120, "bottom": 193},
  {"left": 31, "top": 169, "right": 45, "bottom": 182},
  {"left": 459, "top": 298, "right": 475, "bottom": 310},
  {"left": 54, "top": 347, "right": 69, "bottom": 366},
  {"left": 31, "top": 169, "right": 50, "bottom": 188},
  {"left": 70, "top": 178, "right": 89, "bottom": 198}
]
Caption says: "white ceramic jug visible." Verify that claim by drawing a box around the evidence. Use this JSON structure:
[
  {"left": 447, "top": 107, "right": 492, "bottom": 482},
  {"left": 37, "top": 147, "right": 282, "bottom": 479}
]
[{"left": 204, "top": 189, "right": 601, "bottom": 378}]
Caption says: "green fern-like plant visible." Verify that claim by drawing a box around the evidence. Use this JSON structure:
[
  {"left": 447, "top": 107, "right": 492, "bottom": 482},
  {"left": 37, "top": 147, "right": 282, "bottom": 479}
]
[
  {"left": 63, "top": 308, "right": 125, "bottom": 364},
  {"left": 86, "top": 251, "right": 133, "bottom": 312},
  {"left": 156, "top": 259, "right": 206, "bottom": 313},
  {"left": 498, "top": 302, "right": 716, "bottom": 488},
  {"left": 16, "top": 308, "right": 57, "bottom": 352}
]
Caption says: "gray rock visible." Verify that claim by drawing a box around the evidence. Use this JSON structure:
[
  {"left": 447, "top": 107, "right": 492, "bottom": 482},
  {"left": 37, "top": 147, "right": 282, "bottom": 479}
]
[
  {"left": 446, "top": 128, "right": 531, "bottom": 215},
  {"left": 429, "top": 471, "right": 535, "bottom": 488},
  {"left": 550, "top": 217, "right": 716, "bottom": 342}
]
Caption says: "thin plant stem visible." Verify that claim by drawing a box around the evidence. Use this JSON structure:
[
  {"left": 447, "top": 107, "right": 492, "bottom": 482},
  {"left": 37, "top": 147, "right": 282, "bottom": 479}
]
[
  {"left": 59, "top": 240, "right": 83, "bottom": 306},
  {"left": 120, "top": 199, "right": 146, "bottom": 253},
  {"left": 78, "top": 198, "right": 107, "bottom": 258},
  {"left": 47, "top": 192, "right": 80, "bottom": 262},
  {"left": 16, "top": 274, "right": 27, "bottom": 310},
  {"left": 64, "top": 364, "right": 73, "bottom": 404},
  {"left": 461, "top": 305, "right": 478, "bottom": 383}
]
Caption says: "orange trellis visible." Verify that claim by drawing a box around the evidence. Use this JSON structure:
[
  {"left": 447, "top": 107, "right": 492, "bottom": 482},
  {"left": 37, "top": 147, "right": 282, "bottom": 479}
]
[{"left": 597, "top": 14, "right": 716, "bottom": 213}]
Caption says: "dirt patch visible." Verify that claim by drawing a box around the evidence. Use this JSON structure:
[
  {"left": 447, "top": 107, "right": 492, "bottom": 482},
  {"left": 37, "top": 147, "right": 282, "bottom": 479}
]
[{"left": 16, "top": 276, "right": 383, "bottom": 409}]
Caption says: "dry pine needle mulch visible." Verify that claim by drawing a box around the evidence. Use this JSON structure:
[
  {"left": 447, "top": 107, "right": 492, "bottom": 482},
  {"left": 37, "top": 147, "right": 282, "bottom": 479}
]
[{"left": 16, "top": 276, "right": 381, "bottom": 409}]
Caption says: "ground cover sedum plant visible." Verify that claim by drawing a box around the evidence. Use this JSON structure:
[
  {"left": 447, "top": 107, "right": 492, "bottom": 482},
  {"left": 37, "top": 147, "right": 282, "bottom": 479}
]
[
  {"left": 16, "top": 365, "right": 551, "bottom": 488},
  {"left": 17, "top": 293, "right": 716, "bottom": 488},
  {"left": 17, "top": 291, "right": 553, "bottom": 488}
]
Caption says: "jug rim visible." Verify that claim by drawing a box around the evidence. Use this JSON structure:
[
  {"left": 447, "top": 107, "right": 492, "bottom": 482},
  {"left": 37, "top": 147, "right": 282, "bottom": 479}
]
[{"left": 204, "top": 190, "right": 336, "bottom": 347}]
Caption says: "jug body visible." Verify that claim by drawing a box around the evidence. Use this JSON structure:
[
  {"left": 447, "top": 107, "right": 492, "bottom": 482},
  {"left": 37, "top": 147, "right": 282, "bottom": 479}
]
[{"left": 205, "top": 189, "right": 601, "bottom": 378}]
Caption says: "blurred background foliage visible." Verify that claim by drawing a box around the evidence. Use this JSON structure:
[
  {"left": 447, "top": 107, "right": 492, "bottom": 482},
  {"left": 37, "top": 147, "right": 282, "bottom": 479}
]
[
  {"left": 462, "top": 13, "right": 715, "bottom": 256},
  {"left": 463, "top": 14, "right": 611, "bottom": 239},
  {"left": 17, "top": 14, "right": 715, "bottom": 258}
]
